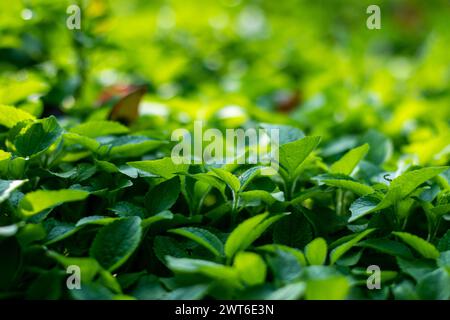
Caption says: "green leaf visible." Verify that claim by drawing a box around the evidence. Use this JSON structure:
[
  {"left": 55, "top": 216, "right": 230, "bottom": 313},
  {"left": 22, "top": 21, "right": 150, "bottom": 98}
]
[
  {"left": 212, "top": 168, "right": 240, "bottom": 193},
  {"left": 259, "top": 123, "right": 304, "bottom": 145},
  {"left": 75, "top": 216, "right": 118, "bottom": 227},
  {"left": 110, "top": 202, "right": 146, "bottom": 218},
  {"left": 48, "top": 251, "right": 100, "bottom": 283},
  {"left": 239, "top": 190, "right": 283, "bottom": 206},
  {"left": 438, "top": 230, "right": 450, "bottom": 252},
  {"left": 330, "top": 228, "right": 375, "bottom": 264},
  {"left": 257, "top": 244, "right": 307, "bottom": 266},
  {"left": 266, "top": 248, "right": 303, "bottom": 283},
  {"left": 233, "top": 252, "right": 267, "bottom": 285},
  {"left": 69, "top": 120, "right": 129, "bottom": 138},
  {"left": 416, "top": 268, "right": 450, "bottom": 300},
  {"left": 163, "top": 284, "right": 209, "bottom": 300},
  {"left": 305, "top": 238, "right": 328, "bottom": 265},
  {"left": 90, "top": 217, "right": 142, "bottom": 271},
  {"left": 43, "top": 220, "right": 79, "bottom": 244},
  {"left": 103, "top": 135, "right": 166, "bottom": 158},
  {"left": 306, "top": 276, "right": 351, "bottom": 300},
  {"left": 166, "top": 257, "right": 241, "bottom": 287},
  {"left": 189, "top": 173, "right": 226, "bottom": 196},
  {"left": 396, "top": 257, "right": 436, "bottom": 281},
  {"left": 438, "top": 251, "right": 450, "bottom": 268},
  {"left": 224, "top": 213, "right": 267, "bottom": 258},
  {"left": 315, "top": 173, "right": 375, "bottom": 196},
  {"left": 63, "top": 132, "right": 101, "bottom": 152},
  {"left": 373, "top": 167, "right": 449, "bottom": 213},
  {"left": 225, "top": 212, "right": 289, "bottom": 259},
  {"left": 0, "top": 155, "right": 27, "bottom": 179},
  {"left": 279, "top": 136, "right": 321, "bottom": 176},
  {"left": 141, "top": 211, "right": 173, "bottom": 229},
  {"left": 273, "top": 211, "right": 313, "bottom": 249},
  {"left": 350, "top": 168, "right": 448, "bottom": 222},
  {"left": 358, "top": 238, "right": 414, "bottom": 259},
  {"left": 392, "top": 232, "right": 440, "bottom": 259},
  {"left": 430, "top": 204, "right": 450, "bottom": 217},
  {"left": 0, "top": 150, "right": 11, "bottom": 161},
  {"left": 360, "top": 130, "right": 392, "bottom": 165},
  {"left": 330, "top": 143, "right": 369, "bottom": 175},
  {"left": 348, "top": 195, "right": 380, "bottom": 222},
  {"left": 0, "top": 179, "right": 26, "bottom": 204},
  {"left": 19, "top": 189, "right": 89, "bottom": 217},
  {"left": 168, "top": 227, "right": 224, "bottom": 257},
  {"left": 70, "top": 283, "right": 115, "bottom": 300},
  {"left": 238, "top": 166, "right": 264, "bottom": 191},
  {"left": 131, "top": 275, "right": 166, "bottom": 299},
  {"left": 392, "top": 280, "right": 419, "bottom": 300},
  {"left": 0, "top": 105, "right": 35, "bottom": 128},
  {"left": 266, "top": 282, "right": 306, "bottom": 300},
  {"left": 13, "top": 116, "right": 63, "bottom": 157},
  {"left": 145, "top": 177, "right": 180, "bottom": 214},
  {"left": 128, "top": 157, "right": 189, "bottom": 180}
]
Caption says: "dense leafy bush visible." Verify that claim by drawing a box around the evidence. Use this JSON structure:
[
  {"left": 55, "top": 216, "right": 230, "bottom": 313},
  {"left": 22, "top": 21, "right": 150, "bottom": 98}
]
[{"left": 0, "top": 0, "right": 449, "bottom": 300}]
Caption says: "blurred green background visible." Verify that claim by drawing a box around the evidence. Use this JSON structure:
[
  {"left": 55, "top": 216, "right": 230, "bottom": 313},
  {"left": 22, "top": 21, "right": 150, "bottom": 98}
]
[{"left": 1, "top": 0, "right": 449, "bottom": 165}]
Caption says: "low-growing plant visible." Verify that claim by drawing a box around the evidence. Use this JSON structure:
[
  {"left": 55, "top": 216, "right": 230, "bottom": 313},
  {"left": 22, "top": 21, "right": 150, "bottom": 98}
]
[
  {"left": 0, "top": 0, "right": 449, "bottom": 301},
  {"left": 1, "top": 107, "right": 449, "bottom": 299}
]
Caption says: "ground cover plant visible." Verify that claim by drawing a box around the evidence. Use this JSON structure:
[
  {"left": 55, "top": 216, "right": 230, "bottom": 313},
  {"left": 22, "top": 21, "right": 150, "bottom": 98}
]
[{"left": 0, "top": 0, "right": 449, "bottom": 300}]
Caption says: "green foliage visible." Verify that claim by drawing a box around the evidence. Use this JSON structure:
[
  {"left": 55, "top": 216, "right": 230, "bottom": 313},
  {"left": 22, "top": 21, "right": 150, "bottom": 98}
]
[
  {"left": 224, "top": 212, "right": 288, "bottom": 260},
  {"left": 69, "top": 121, "right": 129, "bottom": 138},
  {"left": 0, "top": 0, "right": 449, "bottom": 301},
  {"left": 233, "top": 252, "right": 267, "bottom": 286},
  {"left": 90, "top": 217, "right": 142, "bottom": 271},
  {"left": 168, "top": 227, "right": 224, "bottom": 257},
  {"left": 19, "top": 189, "right": 89, "bottom": 217},
  {"left": 13, "top": 116, "right": 63, "bottom": 157},
  {"left": 279, "top": 136, "right": 321, "bottom": 180},
  {"left": 330, "top": 229, "right": 375, "bottom": 265},
  {"left": 0, "top": 179, "right": 26, "bottom": 204},
  {"left": 393, "top": 232, "right": 440, "bottom": 260},
  {"left": 305, "top": 238, "right": 328, "bottom": 266},
  {"left": 0, "top": 105, "right": 35, "bottom": 128},
  {"left": 330, "top": 144, "right": 369, "bottom": 175}
]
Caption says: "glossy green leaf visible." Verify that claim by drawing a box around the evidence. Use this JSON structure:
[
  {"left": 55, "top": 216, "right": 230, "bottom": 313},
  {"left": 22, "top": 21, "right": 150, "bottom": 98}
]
[
  {"left": 166, "top": 257, "right": 241, "bottom": 288},
  {"left": 330, "top": 229, "right": 375, "bottom": 264},
  {"left": 141, "top": 211, "right": 174, "bottom": 229},
  {"left": 393, "top": 232, "right": 440, "bottom": 260},
  {"left": 13, "top": 116, "right": 62, "bottom": 157},
  {"left": 212, "top": 168, "right": 240, "bottom": 193},
  {"left": 128, "top": 157, "right": 189, "bottom": 179},
  {"left": 305, "top": 238, "right": 328, "bottom": 265},
  {"left": 330, "top": 143, "right": 369, "bottom": 175},
  {"left": 233, "top": 252, "right": 267, "bottom": 285},
  {"left": 90, "top": 217, "right": 142, "bottom": 271},
  {"left": 358, "top": 238, "right": 414, "bottom": 259},
  {"left": 315, "top": 173, "right": 375, "bottom": 196},
  {"left": 0, "top": 179, "right": 26, "bottom": 204},
  {"left": 169, "top": 227, "right": 224, "bottom": 257},
  {"left": 225, "top": 212, "right": 289, "bottom": 259},
  {"left": 69, "top": 120, "right": 129, "bottom": 138},
  {"left": 373, "top": 167, "right": 448, "bottom": 212},
  {"left": 279, "top": 136, "right": 321, "bottom": 176},
  {"left": 145, "top": 177, "right": 180, "bottom": 214},
  {"left": 306, "top": 276, "right": 350, "bottom": 300},
  {"left": 416, "top": 268, "right": 450, "bottom": 300},
  {"left": 19, "top": 189, "right": 89, "bottom": 217},
  {"left": 0, "top": 105, "right": 35, "bottom": 128},
  {"left": 348, "top": 195, "right": 380, "bottom": 222}
]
